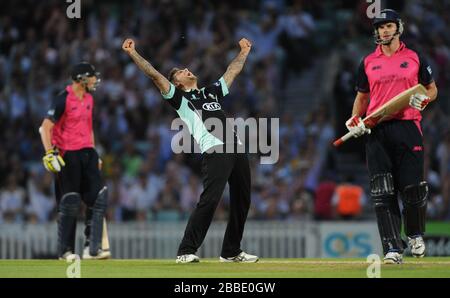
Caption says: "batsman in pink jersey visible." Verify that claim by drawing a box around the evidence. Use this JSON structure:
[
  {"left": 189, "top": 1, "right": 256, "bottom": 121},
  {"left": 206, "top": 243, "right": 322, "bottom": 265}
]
[
  {"left": 345, "top": 9, "right": 438, "bottom": 264},
  {"left": 39, "top": 62, "right": 110, "bottom": 260}
]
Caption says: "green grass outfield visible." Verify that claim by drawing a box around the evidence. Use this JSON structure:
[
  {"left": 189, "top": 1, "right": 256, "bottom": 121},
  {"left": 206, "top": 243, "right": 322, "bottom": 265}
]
[{"left": 1, "top": 258, "right": 450, "bottom": 278}]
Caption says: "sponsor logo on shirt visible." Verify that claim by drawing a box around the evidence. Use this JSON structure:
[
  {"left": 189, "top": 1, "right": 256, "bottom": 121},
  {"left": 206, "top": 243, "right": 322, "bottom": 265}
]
[
  {"left": 427, "top": 66, "right": 432, "bottom": 75},
  {"left": 372, "top": 65, "right": 382, "bottom": 71},
  {"left": 202, "top": 102, "right": 221, "bottom": 111},
  {"left": 400, "top": 61, "right": 409, "bottom": 68}
]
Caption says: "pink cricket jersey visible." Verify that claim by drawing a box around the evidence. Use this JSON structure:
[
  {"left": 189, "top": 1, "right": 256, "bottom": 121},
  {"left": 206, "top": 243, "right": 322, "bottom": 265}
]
[
  {"left": 355, "top": 42, "right": 434, "bottom": 129},
  {"left": 48, "top": 85, "right": 94, "bottom": 152}
]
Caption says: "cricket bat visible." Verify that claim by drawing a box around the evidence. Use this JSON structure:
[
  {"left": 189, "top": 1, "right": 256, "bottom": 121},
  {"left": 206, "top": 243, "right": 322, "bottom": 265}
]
[
  {"left": 102, "top": 218, "right": 110, "bottom": 252},
  {"left": 333, "top": 84, "right": 427, "bottom": 147}
]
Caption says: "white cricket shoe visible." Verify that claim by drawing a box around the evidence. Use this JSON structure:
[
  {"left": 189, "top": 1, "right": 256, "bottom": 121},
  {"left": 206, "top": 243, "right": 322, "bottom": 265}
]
[
  {"left": 220, "top": 251, "right": 259, "bottom": 263},
  {"left": 383, "top": 251, "right": 403, "bottom": 264},
  {"left": 82, "top": 247, "right": 112, "bottom": 260},
  {"left": 176, "top": 254, "right": 200, "bottom": 263},
  {"left": 59, "top": 251, "right": 79, "bottom": 261},
  {"left": 408, "top": 236, "right": 425, "bottom": 258}
]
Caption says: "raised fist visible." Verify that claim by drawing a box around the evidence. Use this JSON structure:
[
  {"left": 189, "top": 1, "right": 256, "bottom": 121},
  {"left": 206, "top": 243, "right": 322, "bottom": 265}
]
[
  {"left": 238, "top": 38, "right": 252, "bottom": 53},
  {"left": 122, "top": 38, "right": 135, "bottom": 54}
]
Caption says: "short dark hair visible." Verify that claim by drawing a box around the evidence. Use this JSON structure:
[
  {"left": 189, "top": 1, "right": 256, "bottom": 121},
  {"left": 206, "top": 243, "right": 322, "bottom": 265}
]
[{"left": 168, "top": 67, "right": 181, "bottom": 83}]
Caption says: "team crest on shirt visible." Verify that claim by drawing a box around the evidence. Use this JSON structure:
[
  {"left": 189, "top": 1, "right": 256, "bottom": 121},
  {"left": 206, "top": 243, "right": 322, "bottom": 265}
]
[
  {"left": 202, "top": 102, "right": 221, "bottom": 111},
  {"left": 400, "top": 61, "right": 409, "bottom": 68}
]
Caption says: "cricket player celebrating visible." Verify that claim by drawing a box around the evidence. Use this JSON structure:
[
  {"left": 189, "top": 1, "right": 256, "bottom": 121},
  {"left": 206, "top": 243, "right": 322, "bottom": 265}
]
[
  {"left": 122, "top": 38, "right": 258, "bottom": 263},
  {"left": 40, "top": 62, "right": 110, "bottom": 260},
  {"left": 346, "top": 9, "right": 438, "bottom": 264}
]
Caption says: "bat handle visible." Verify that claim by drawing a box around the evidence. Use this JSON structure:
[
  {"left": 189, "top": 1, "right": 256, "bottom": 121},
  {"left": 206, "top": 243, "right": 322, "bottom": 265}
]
[
  {"left": 332, "top": 131, "right": 354, "bottom": 147},
  {"left": 333, "top": 138, "right": 344, "bottom": 147}
]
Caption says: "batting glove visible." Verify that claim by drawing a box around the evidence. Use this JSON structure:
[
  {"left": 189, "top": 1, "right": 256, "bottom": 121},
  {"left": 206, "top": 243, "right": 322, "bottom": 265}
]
[
  {"left": 409, "top": 93, "right": 431, "bottom": 111},
  {"left": 345, "top": 115, "right": 371, "bottom": 138},
  {"left": 42, "top": 149, "right": 66, "bottom": 173}
]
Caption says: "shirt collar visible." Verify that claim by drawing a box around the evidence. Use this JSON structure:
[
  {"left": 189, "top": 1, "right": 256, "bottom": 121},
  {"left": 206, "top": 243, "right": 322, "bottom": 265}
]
[
  {"left": 66, "top": 85, "right": 88, "bottom": 100},
  {"left": 66, "top": 85, "right": 74, "bottom": 94},
  {"left": 375, "top": 41, "right": 406, "bottom": 57}
]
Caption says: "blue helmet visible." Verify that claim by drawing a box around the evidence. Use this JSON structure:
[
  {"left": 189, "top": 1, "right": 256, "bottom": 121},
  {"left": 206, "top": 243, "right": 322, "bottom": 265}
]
[
  {"left": 373, "top": 9, "right": 402, "bottom": 28},
  {"left": 71, "top": 62, "right": 99, "bottom": 81},
  {"left": 372, "top": 9, "right": 404, "bottom": 45},
  {"left": 71, "top": 62, "right": 101, "bottom": 91}
]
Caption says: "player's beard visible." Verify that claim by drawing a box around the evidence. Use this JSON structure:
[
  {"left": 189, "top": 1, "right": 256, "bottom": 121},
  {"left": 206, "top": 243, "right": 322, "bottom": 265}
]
[
  {"left": 83, "top": 83, "right": 94, "bottom": 92},
  {"left": 186, "top": 76, "right": 197, "bottom": 87},
  {"left": 83, "top": 78, "right": 100, "bottom": 92},
  {"left": 179, "top": 77, "right": 198, "bottom": 91},
  {"left": 381, "top": 34, "right": 395, "bottom": 45},
  {"left": 376, "top": 30, "right": 399, "bottom": 45},
  {"left": 374, "top": 28, "right": 393, "bottom": 45}
]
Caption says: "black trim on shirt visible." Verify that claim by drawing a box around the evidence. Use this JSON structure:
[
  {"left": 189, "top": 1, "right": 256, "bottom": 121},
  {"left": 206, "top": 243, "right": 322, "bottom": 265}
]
[
  {"left": 355, "top": 56, "right": 370, "bottom": 93},
  {"left": 416, "top": 51, "right": 434, "bottom": 86},
  {"left": 46, "top": 90, "right": 67, "bottom": 123}
]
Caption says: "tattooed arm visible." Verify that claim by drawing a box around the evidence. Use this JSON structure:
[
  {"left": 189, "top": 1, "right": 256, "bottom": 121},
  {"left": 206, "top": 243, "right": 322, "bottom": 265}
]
[
  {"left": 223, "top": 38, "right": 252, "bottom": 88},
  {"left": 122, "top": 38, "right": 171, "bottom": 95}
]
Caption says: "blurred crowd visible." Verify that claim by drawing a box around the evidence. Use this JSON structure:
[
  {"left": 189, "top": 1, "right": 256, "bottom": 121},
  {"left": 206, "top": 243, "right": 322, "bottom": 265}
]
[{"left": 0, "top": 0, "right": 449, "bottom": 224}]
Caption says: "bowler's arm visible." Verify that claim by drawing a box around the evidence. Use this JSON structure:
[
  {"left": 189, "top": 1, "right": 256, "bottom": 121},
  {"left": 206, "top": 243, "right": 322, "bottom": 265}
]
[
  {"left": 122, "top": 39, "right": 171, "bottom": 95},
  {"left": 222, "top": 38, "right": 252, "bottom": 89}
]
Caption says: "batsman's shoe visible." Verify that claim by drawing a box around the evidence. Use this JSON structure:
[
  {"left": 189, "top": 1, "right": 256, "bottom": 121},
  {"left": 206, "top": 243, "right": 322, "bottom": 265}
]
[
  {"left": 383, "top": 251, "right": 403, "bottom": 264},
  {"left": 83, "top": 247, "right": 111, "bottom": 260},
  {"left": 220, "top": 251, "right": 259, "bottom": 263},
  {"left": 59, "top": 251, "right": 79, "bottom": 261},
  {"left": 176, "top": 254, "right": 200, "bottom": 264},
  {"left": 408, "top": 236, "right": 425, "bottom": 258}
]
